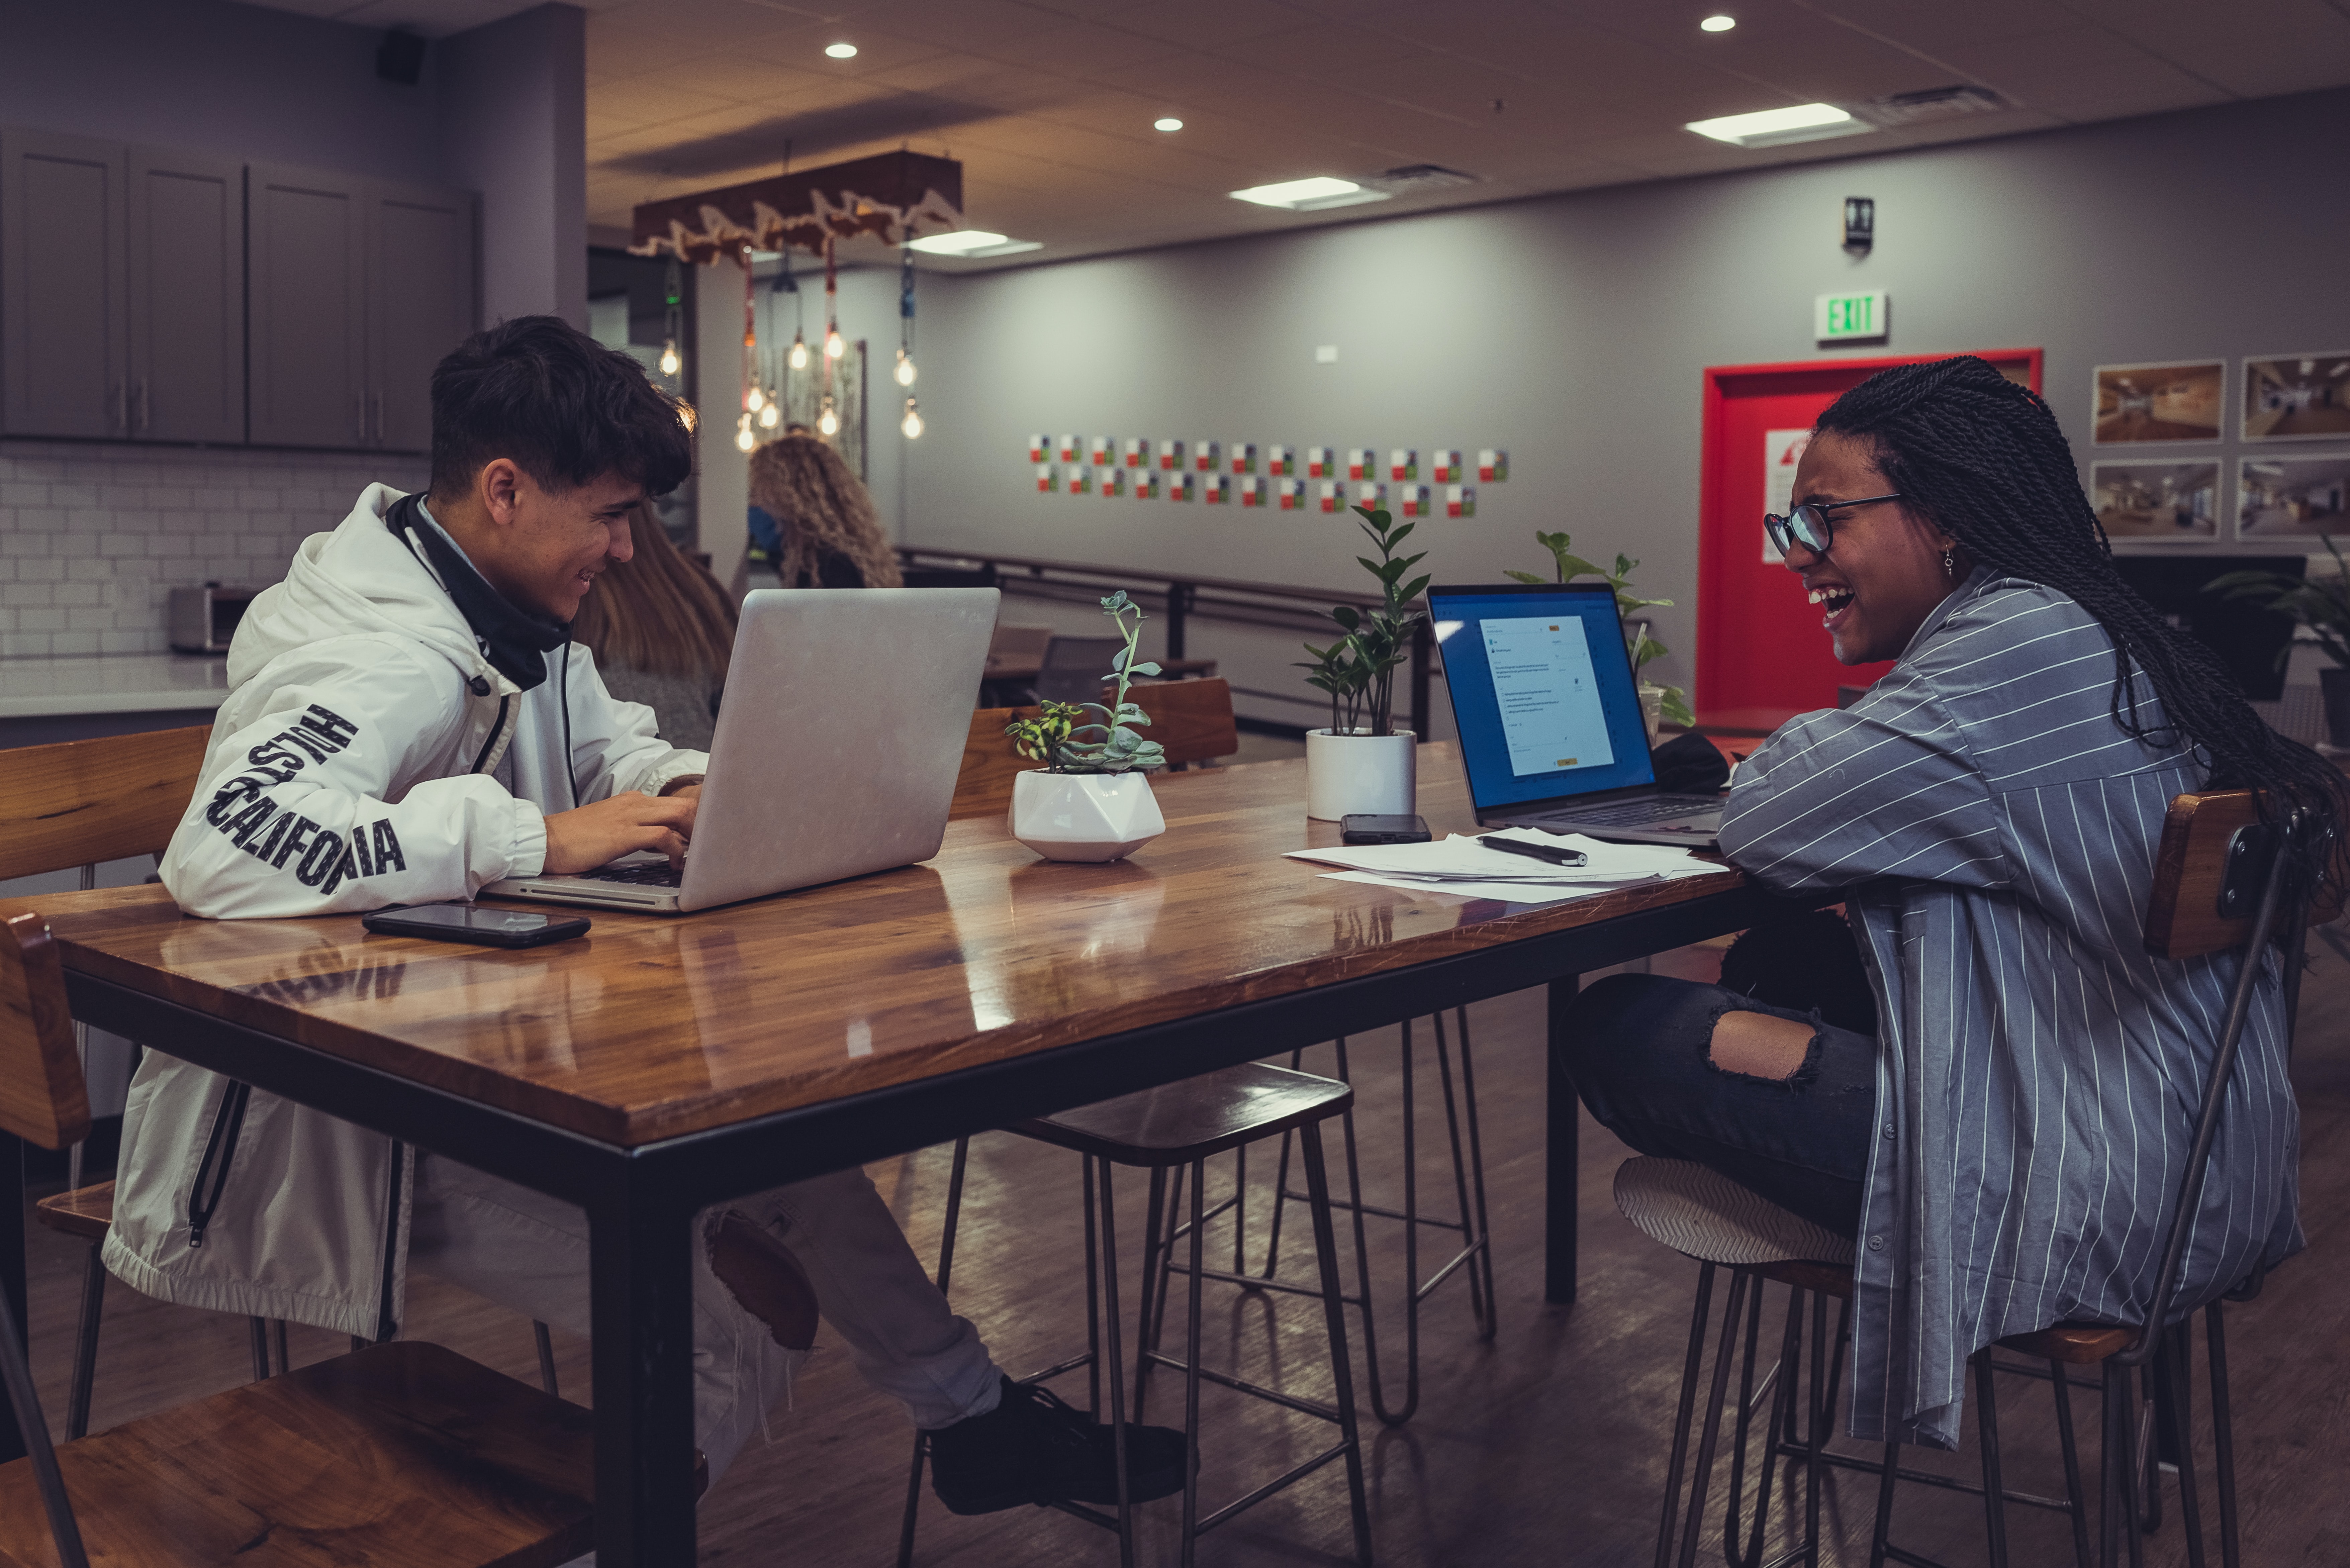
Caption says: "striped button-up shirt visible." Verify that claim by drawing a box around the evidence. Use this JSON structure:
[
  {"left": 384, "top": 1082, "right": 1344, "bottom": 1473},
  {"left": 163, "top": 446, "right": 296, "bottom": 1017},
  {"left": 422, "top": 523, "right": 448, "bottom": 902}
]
[{"left": 1719, "top": 569, "right": 2301, "bottom": 1449}]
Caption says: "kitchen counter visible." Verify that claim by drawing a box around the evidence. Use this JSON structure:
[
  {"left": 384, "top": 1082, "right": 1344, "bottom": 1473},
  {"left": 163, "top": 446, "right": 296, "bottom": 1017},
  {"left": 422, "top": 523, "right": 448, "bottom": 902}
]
[{"left": 0, "top": 655, "right": 231, "bottom": 746}]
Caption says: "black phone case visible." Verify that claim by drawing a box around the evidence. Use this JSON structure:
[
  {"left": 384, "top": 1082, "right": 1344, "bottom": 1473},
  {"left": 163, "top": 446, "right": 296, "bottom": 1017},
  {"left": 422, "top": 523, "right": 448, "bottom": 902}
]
[
  {"left": 361, "top": 907, "right": 592, "bottom": 949},
  {"left": 1340, "top": 814, "right": 1433, "bottom": 845}
]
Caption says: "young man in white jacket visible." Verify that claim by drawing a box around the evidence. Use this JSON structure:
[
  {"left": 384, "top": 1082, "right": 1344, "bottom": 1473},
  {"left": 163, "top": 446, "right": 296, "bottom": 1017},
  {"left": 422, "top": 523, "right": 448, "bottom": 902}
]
[{"left": 105, "top": 316, "right": 1184, "bottom": 1517}]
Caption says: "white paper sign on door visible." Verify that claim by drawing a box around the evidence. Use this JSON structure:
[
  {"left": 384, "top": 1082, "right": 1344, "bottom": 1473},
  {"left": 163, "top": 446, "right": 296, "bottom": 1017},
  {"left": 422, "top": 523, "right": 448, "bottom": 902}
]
[{"left": 1763, "top": 427, "right": 1812, "bottom": 564}]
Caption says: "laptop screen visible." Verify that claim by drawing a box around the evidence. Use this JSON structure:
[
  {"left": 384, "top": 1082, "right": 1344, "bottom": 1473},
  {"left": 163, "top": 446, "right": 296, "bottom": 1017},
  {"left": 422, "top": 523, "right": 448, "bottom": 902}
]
[{"left": 1429, "top": 582, "right": 1657, "bottom": 809}]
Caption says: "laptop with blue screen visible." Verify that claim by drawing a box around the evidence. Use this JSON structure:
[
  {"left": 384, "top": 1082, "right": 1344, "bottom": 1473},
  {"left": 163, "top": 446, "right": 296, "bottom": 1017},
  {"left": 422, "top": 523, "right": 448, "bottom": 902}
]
[{"left": 1428, "top": 582, "right": 1722, "bottom": 847}]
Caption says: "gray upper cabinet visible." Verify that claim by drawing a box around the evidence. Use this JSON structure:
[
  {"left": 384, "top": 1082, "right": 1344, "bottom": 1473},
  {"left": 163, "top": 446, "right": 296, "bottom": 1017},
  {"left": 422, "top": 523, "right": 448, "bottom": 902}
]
[
  {"left": 248, "top": 162, "right": 367, "bottom": 450},
  {"left": 369, "top": 182, "right": 477, "bottom": 454},
  {"left": 128, "top": 145, "right": 245, "bottom": 444},
  {"left": 1, "top": 128, "right": 129, "bottom": 438}
]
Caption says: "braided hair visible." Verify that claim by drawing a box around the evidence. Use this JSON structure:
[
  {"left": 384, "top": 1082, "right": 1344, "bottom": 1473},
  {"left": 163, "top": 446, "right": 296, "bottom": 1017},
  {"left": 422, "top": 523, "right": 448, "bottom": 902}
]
[{"left": 1816, "top": 355, "right": 2345, "bottom": 891}]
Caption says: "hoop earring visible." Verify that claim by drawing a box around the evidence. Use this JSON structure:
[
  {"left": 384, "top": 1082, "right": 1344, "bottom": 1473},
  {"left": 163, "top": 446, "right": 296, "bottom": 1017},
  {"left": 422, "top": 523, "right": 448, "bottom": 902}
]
[{"left": 1942, "top": 548, "right": 1955, "bottom": 579}]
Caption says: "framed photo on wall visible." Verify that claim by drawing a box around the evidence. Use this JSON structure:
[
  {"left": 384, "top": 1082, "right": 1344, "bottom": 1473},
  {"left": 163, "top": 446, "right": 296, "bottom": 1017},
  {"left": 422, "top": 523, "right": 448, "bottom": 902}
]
[
  {"left": 2092, "top": 361, "right": 2223, "bottom": 444},
  {"left": 2242, "top": 352, "right": 2350, "bottom": 442},
  {"left": 2237, "top": 454, "right": 2350, "bottom": 539},
  {"left": 2091, "top": 460, "right": 2221, "bottom": 543}
]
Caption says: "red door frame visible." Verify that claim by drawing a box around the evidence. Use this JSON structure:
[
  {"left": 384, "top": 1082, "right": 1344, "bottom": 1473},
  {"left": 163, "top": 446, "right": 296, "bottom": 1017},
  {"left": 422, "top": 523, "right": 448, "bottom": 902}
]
[{"left": 1695, "top": 349, "right": 2045, "bottom": 724}]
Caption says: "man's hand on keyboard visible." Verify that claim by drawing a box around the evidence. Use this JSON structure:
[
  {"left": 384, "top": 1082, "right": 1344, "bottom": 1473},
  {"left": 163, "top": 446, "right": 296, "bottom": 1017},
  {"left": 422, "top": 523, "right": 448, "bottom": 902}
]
[{"left": 543, "top": 789, "right": 697, "bottom": 875}]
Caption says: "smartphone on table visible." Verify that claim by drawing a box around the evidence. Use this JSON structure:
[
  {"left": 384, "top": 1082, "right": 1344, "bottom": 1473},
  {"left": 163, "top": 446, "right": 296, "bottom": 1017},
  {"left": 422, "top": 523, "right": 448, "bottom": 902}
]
[{"left": 361, "top": 903, "right": 591, "bottom": 949}]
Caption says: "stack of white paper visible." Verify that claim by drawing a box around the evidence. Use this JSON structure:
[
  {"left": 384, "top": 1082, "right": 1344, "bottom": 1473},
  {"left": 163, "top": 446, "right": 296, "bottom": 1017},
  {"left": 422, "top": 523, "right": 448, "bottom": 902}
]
[{"left": 1285, "top": 828, "right": 1717, "bottom": 906}]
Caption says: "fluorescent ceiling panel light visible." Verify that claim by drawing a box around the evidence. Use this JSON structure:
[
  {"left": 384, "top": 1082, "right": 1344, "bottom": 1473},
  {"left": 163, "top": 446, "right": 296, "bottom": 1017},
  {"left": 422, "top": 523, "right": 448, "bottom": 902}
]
[
  {"left": 1228, "top": 177, "right": 1392, "bottom": 211},
  {"left": 904, "top": 230, "right": 1041, "bottom": 258},
  {"left": 1685, "top": 102, "right": 1874, "bottom": 149},
  {"left": 824, "top": 42, "right": 857, "bottom": 59},
  {"left": 1700, "top": 14, "right": 1736, "bottom": 31},
  {"left": 1154, "top": 117, "right": 1183, "bottom": 131}
]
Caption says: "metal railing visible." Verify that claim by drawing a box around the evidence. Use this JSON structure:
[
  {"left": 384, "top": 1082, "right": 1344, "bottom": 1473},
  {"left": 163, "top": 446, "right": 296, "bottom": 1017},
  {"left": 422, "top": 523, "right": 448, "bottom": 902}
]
[{"left": 897, "top": 546, "right": 1435, "bottom": 737}]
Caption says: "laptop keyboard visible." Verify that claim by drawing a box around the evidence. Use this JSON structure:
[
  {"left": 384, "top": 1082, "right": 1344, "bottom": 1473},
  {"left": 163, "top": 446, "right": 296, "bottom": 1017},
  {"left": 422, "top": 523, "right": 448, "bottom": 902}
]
[
  {"left": 581, "top": 862, "right": 684, "bottom": 887},
  {"left": 1536, "top": 796, "right": 1721, "bottom": 828}
]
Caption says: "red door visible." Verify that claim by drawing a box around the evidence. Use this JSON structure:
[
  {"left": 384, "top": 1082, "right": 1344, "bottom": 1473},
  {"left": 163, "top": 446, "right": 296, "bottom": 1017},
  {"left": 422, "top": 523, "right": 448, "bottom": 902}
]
[{"left": 1696, "top": 351, "right": 2043, "bottom": 725}]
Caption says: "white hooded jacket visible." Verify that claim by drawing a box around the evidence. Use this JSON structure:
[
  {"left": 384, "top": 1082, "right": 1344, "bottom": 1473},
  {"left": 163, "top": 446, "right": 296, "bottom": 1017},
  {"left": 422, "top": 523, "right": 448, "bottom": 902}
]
[{"left": 104, "top": 484, "right": 706, "bottom": 1336}]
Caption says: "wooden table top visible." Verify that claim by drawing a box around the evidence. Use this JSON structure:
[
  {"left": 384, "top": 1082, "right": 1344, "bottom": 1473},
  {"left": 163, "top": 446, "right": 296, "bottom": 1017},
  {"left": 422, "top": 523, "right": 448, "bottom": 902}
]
[{"left": 6, "top": 748, "right": 1745, "bottom": 1149}]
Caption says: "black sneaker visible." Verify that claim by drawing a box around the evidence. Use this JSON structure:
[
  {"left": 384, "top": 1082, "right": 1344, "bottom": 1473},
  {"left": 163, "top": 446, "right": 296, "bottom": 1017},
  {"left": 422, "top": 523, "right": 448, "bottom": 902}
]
[{"left": 927, "top": 1376, "right": 1189, "bottom": 1516}]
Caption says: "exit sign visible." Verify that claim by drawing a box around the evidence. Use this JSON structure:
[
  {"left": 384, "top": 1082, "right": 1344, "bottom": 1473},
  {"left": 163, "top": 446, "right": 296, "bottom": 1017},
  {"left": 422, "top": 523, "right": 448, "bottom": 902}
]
[{"left": 1815, "top": 290, "right": 1889, "bottom": 342}]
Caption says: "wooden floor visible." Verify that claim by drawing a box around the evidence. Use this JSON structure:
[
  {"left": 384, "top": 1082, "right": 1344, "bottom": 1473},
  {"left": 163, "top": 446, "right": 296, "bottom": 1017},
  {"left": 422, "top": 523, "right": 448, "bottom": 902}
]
[{"left": 18, "top": 939, "right": 2350, "bottom": 1565}]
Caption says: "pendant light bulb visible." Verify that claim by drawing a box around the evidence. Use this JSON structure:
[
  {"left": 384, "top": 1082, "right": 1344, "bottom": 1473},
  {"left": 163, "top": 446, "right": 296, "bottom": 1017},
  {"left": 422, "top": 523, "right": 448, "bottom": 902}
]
[
  {"left": 746, "top": 384, "right": 764, "bottom": 413},
  {"left": 758, "top": 401, "right": 780, "bottom": 429},
  {"left": 659, "top": 339, "right": 681, "bottom": 377},
  {"left": 900, "top": 397, "right": 923, "bottom": 439},
  {"left": 894, "top": 349, "right": 917, "bottom": 387},
  {"left": 818, "top": 395, "right": 839, "bottom": 437},
  {"left": 788, "top": 333, "right": 809, "bottom": 370},
  {"left": 734, "top": 414, "right": 755, "bottom": 453},
  {"left": 825, "top": 327, "right": 844, "bottom": 360}
]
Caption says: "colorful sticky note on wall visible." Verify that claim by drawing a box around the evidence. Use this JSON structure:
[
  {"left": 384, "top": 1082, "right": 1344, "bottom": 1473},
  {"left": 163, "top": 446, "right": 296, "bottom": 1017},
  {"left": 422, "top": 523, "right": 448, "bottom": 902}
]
[
  {"left": 1203, "top": 473, "right": 1230, "bottom": 504},
  {"left": 1239, "top": 475, "right": 1264, "bottom": 507},
  {"left": 1135, "top": 469, "right": 1160, "bottom": 498},
  {"left": 1101, "top": 466, "right": 1126, "bottom": 496},
  {"left": 1157, "top": 438, "right": 1186, "bottom": 471},
  {"left": 1398, "top": 484, "right": 1430, "bottom": 518},
  {"left": 1090, "top": 436, "right": 1115, "bottom": 466},
  {"left": 1317, "top": 480, "right": 1341, "bottom": 513},
  {"left": 1027, "top": 434, "right": 1047, "bottom": 462},
  {"left": 1057, "top": 434, "right": 1080, "bottom": 463},
  {"left": 1306, "top": 446, "right": 1335, "bottom": 479},
  {"left": 1278, "top": 478, "right": 1306, "bottom": 511},
  {"left": 1036, "top": 464, "right": 1057, "bottom": 493},
  {"left": 1070, "top": 466, "right": 1093, "bottom": 495},
  {"left": 1228, "top": 442, "right": 1256, "bottom": 475},
  {"left": 1346, "top": 448, "right": 1374, "bottom": 481},
  {"left": 1167, "top": 470, "right": 1195, "bottom": 501},
  {"left": 1354, "top": 481, "right": 1387, "bottom": 510},
  {"left": 1446, "top": 484, "right": 1476, "bottom": 518},
  {"left": 1478, "top": 448, "right": 1509, "bottom": 482},
  {"left": 1389, "top": 449, "right": 1418, "bottom": 482},
  {"left": 1263, "top": 444, "right": 1293, "bottom": 477},
  {"left": 1431, "top": 449, "right": 1462, "bottom": 483},
  {"left": 1193, "top": 440, "right": 1221, "bottom": 472},
  {"left": 1123, "top": 438, "right": 1148, "bottom": 468}
]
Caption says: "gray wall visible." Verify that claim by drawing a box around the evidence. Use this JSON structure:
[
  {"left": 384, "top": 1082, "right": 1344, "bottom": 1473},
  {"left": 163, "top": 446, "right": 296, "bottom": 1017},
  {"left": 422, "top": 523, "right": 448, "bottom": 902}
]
[
  {"left": 438, "top": 3, "right": 588, "bottom": 327},
  {"left": 904, "top": 87, "right": 2350, "bottom": 728}
]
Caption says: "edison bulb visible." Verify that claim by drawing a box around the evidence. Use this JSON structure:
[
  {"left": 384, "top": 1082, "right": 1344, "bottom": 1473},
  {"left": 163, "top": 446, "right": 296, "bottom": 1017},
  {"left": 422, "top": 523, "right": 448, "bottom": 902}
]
[
  {"left": 824, "top": 327, "right": 844, "bottom": 360},
  {"left": 734, "top": 416, "right": 755, "bottom": 453},
  {"left": 746, "top": 384, "right": 764, "bottom": 413},
  {"left": 758, "top": 402, "right": 780, "bottom": 429},
  {"left": 788, "top": 334, "right": 808, "bottom": 370},
  {"left": 894, "top": 349, "right": 917, "bottom": 387},
  {"left": 818, "top": 398, "right": 839, "bottom": 437},
  {"left": 900, "top": 397, "right": 923, "bottom": 439},
  {"left": 658, "top": 340, "right": 681, "bottom": 377}
]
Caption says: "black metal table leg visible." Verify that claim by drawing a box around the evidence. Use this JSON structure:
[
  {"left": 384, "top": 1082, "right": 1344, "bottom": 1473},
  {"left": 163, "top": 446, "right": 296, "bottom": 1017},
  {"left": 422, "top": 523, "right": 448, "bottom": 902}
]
[
  {"left": 1545, "top": 976, "right": 1581, "bottom": 1306},
  {"left": 0, "top": 1131, "right": 25, "bottom": 1464},
  {"left": 591, "top": 1182, "right": 701, "bottom": 1567}
]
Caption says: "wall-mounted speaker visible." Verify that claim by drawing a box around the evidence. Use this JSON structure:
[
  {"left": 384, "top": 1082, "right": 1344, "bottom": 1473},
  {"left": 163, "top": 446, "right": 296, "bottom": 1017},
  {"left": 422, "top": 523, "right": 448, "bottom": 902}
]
[{"left": 377, "top": 29, "right": 426, "bottom": 85}]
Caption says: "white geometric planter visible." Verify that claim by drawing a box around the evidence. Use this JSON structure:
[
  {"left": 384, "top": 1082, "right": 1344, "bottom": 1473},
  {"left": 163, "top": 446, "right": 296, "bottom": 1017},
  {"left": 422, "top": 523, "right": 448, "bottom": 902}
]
[
  {"left": 1304, "top": 728, "right": 1417, "bottom": 821},
  {"left": 1009, "top": 770, "right": 1166, "bottom": 862}
]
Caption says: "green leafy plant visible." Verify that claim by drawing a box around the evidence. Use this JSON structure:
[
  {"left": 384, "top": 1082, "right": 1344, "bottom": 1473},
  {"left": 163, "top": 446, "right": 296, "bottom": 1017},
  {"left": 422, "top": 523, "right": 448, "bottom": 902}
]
[
  {"left": 1296, "top": 506, "right": 1430, "bottom": 737},
  {"left": 1003, "top": 591, "right": 1169, "bottom": 773},
  {"left": 2206, "top": 536, "right": 2350, "bottom": 668},
  {"left": 1504, "top": 530, "right": 1695, "bottom": 729}
]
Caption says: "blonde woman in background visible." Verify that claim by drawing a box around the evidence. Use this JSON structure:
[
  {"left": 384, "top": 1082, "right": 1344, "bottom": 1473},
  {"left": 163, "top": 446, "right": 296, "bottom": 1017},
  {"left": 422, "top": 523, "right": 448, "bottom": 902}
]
[
  {"left": 569, "top": 503, "right": 738, "bottom": 749},
  {"left": 748, "top": 431, "right": 905, "bottom": 588}
]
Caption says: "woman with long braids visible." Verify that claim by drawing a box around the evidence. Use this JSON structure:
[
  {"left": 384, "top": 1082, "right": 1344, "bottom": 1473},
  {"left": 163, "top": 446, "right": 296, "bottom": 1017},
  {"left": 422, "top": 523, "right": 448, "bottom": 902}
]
[{"left": 1566, "top": 354, "right": 2338, "bottom": 1452}]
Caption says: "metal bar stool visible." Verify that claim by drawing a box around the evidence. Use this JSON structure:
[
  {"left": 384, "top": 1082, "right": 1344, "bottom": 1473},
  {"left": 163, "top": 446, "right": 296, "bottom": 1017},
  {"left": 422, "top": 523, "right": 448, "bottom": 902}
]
[
  {"left": 898, "top": 1063, "right": 1374, "bottom": 1568},
  {"left": 1240, "top": 1006, "right": 1497, "bottom": 1425}
]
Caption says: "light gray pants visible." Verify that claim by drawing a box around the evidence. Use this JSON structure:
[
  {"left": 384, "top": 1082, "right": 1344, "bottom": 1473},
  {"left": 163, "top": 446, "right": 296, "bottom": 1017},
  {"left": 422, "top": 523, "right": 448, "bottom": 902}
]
[{"left": 407, "top": 1152, "right": 1002, "bottom": 1489}]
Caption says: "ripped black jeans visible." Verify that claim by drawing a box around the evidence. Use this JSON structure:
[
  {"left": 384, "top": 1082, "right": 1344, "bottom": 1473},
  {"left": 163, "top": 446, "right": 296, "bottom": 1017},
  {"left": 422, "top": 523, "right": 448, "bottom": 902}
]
[{"left": 1564, "top": 974, "right": 1877, "bottom": 1237}]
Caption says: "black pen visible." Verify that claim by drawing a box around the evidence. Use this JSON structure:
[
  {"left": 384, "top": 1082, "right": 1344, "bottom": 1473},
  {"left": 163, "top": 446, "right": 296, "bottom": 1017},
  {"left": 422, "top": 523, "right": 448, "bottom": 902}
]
[{"left": 1477, "top": 834, "right": 1588, "bottom": 868}]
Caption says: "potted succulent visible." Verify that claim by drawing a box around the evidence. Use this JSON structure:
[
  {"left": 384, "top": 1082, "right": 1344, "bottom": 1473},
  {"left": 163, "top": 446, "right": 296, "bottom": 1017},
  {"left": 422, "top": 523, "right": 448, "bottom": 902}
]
[
  {"left": 2206, "top": 539, "right": 2350, "bottom": 747},
  {"left": 1506, "top": 530, "right": 1695, "bottom": 741},
  {"left": 1003, "top": 591, "right": 1170, "bottom": 860},
  {"left": 1297, "top": 505, "right": 1428, "bottom": 820}
]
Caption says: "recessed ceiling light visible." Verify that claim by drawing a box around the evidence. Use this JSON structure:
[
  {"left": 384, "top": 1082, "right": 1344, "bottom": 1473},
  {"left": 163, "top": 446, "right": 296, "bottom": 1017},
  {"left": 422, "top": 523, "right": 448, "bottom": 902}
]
[
  {"left": 1228, "top": 176, "right": 1393, "bottom": 211},
  {"left": 1154, "top": 117, "right": 1183, "bottom": 132},
  {"left": 905, "top": 230, "right": 1042, "bottom": 258},
  {"left": 1700, "top": 14, "right": 1736, "bottom": 31},
  {"left": 1685, "top": 102, "right": 1875, "bottom": 149},
  {"left": 824, "top": 42, "right": 857, "bottom": 59}
]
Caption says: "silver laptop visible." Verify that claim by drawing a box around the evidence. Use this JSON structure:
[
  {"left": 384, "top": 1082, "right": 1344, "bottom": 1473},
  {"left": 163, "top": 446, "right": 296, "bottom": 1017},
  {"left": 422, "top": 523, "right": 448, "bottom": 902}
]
[
  {"left": 1428, "top": 581, "right": 1722, "bottom": 848},
  {"left": 486, "top": 587, "right": 999, "bottom": 913}
]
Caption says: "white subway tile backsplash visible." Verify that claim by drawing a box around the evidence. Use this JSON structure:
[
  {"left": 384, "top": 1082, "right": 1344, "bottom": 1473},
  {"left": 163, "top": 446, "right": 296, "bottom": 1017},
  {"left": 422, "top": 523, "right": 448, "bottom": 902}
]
[{"left": 0, "top": 441, "right": 428, "bottom": 656}]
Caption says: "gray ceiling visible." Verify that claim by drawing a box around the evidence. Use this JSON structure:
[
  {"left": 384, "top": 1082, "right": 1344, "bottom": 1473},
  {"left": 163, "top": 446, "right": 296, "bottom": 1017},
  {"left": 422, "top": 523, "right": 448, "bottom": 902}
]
[{"left": 244, "top": 0, "right": 2350, "bottom": 267}]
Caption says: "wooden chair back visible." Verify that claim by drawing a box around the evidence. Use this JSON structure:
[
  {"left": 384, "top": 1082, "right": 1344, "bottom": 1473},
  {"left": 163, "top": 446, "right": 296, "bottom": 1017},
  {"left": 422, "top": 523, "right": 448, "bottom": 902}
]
[
  {"left": 952, "top": 678, "right": 1241, "bottom": 821},
  {"left": 0, "top": 724, "right": 213, "bottom": 883},
  {"left": 0, "top": 911, "right": 90, "bottom": 1151},
  {"left": 986, "top": 622, "right": 1053, "bottom": 663},
  {"left": 2144, "top": 790, "right": 2341, "bottom": 960}
]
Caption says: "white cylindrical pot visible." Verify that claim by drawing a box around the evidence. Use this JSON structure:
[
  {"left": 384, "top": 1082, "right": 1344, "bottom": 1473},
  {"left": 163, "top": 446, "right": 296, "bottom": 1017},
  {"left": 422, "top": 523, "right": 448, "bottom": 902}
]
[
  {"left": 1009, "top": 770, "right": 1166, "bottom": 862},
  {"left": 1305, "top": 728, "right": 1417, "bottom": 821}
]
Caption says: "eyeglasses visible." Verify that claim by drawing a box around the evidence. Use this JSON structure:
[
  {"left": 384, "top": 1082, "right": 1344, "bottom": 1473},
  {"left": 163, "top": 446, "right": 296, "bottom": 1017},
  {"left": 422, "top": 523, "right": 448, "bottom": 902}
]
[{"left": 1763, "top": 493, "right": 1904, "bottom": 558}]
